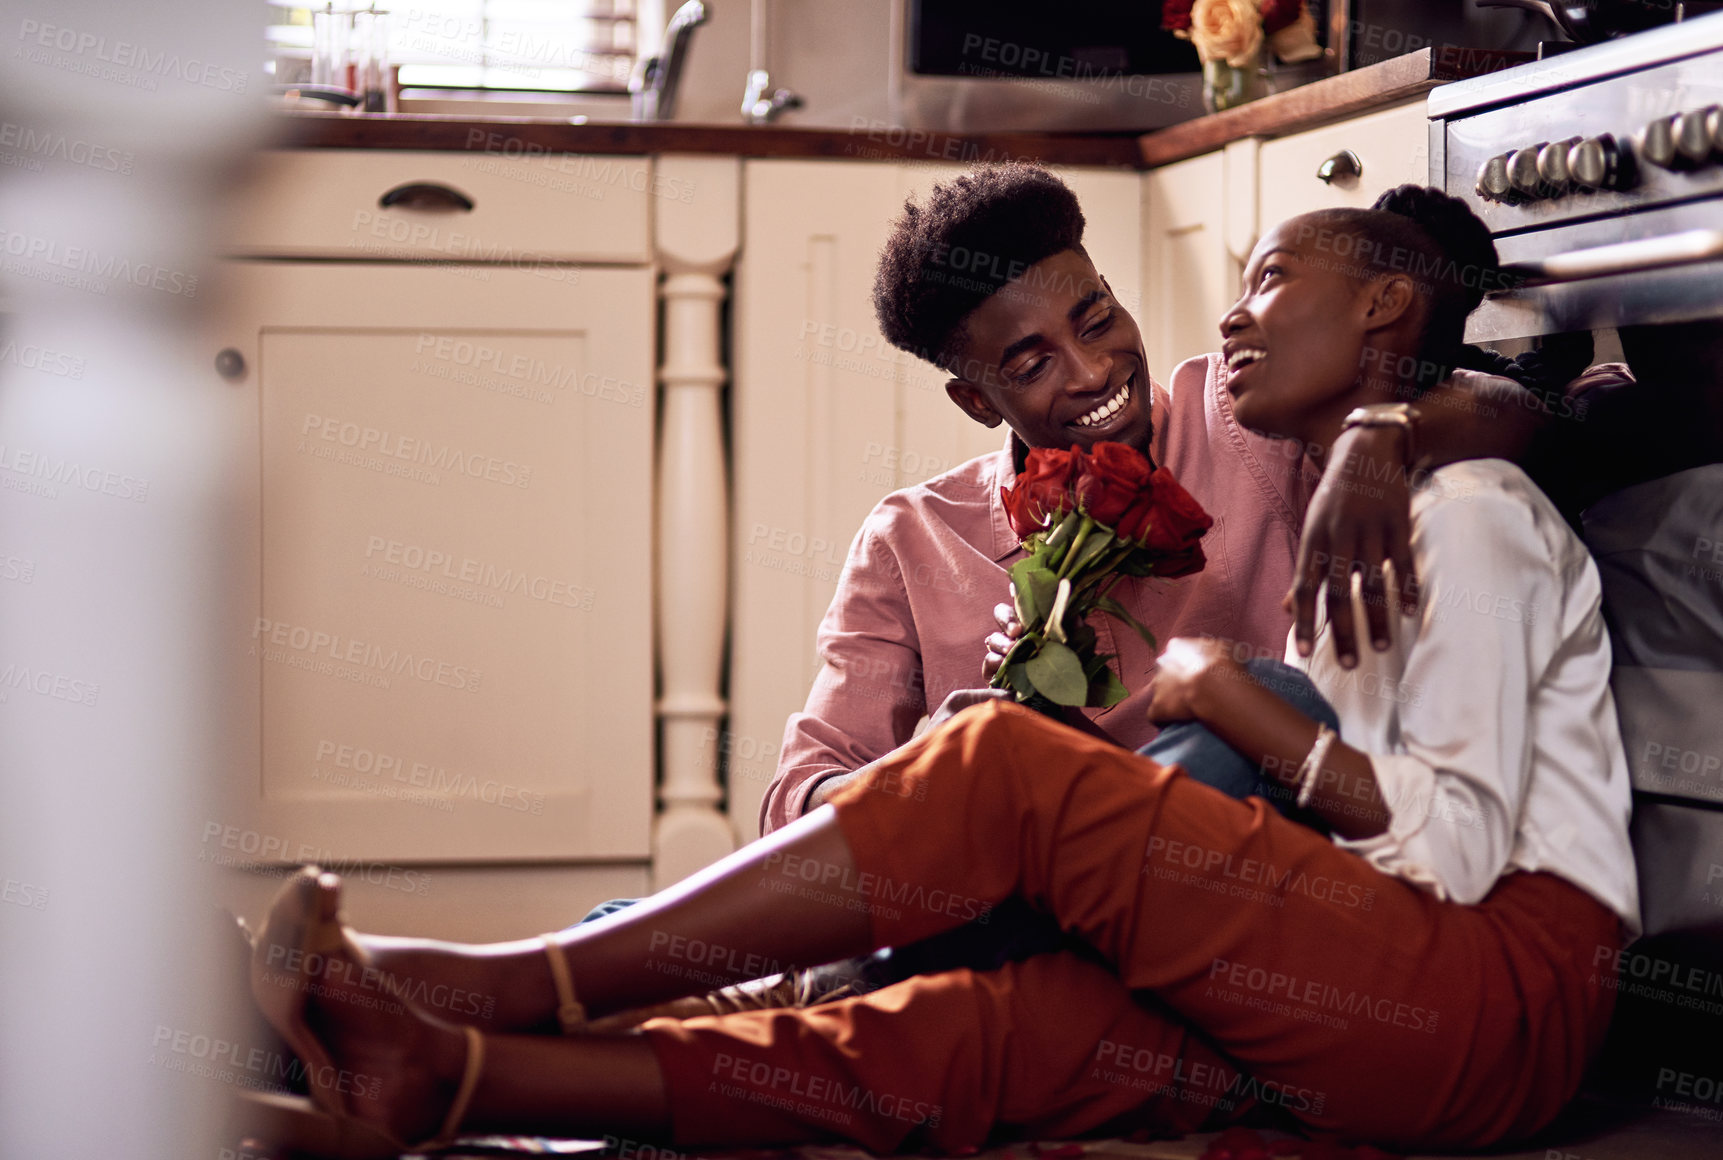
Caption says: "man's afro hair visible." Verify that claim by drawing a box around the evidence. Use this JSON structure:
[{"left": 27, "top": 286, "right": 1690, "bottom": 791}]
[{"left": 872, "top": 163, "right": 1086, "bottom": 371}]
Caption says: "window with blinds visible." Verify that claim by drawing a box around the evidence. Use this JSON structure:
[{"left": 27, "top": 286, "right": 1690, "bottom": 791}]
[{"left": 266, "top": 1, "right": 640, "bottom": 94}]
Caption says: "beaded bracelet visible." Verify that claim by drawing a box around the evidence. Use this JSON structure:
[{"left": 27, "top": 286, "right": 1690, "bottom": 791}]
[{"left": 1295, "top": 723, "right": 1337, "bottom": 810}]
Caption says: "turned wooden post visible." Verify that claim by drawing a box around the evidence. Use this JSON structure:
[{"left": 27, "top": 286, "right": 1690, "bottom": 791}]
[{"left": 652, "top": 155, "right": 739, "bottom": 887}]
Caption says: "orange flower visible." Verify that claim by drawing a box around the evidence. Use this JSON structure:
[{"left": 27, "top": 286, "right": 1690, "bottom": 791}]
[{"left": 1189, "top": 0, "right": 1264, "bottom": 67}]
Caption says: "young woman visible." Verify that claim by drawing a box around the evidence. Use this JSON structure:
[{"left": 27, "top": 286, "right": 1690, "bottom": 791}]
[{"left": 248, "top": 187, "right": 1637, "bottom": 1156}]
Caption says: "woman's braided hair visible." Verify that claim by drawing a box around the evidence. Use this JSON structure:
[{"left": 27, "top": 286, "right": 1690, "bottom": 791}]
[
  {"left": 1367, "top": 185, "right": 1589, "bottom": 394},
  {"left": 1370, "top": 184, "right": 1504, "bottom": 386}
]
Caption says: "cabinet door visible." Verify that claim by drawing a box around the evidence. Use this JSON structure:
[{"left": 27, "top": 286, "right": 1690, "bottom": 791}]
[
  {"left": 1255, "top": 100, "right": 1429, "bottom": 225},
  {"left": 208, "top": 262, "right": 655, "bottom": 863},
  {"left": 728, "top": 160, "right": 1142, "bottom": 838},
  {"left": 1144, "top": 149, "right": 1233, "bottom": 379}
]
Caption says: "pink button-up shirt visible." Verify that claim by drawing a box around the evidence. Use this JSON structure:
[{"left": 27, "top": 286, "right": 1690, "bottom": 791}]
[{"left": 761, "top": 353, "right": 1319, "bottom": 832}]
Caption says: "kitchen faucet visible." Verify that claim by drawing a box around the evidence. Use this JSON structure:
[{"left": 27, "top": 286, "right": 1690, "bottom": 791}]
[
  {"left": 630, "top": 0, "right": 708, "bottom": 122},
  {"left": 742, "top": 68, "right": 803, "bottom": 124}
]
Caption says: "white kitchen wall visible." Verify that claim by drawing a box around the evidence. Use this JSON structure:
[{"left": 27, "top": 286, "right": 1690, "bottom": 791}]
[{"left": 673, "top": 0, "right": 897, "bottom": 127}]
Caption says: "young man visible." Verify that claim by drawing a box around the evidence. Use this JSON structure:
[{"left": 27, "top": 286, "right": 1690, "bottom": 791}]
[{"left": 764, "top": 163, "right": 1547, "bottom": 832}]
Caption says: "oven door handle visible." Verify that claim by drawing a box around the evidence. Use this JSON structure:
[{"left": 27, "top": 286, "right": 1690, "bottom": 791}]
[{"left": 1499, "top": 229, "right": 1723, "bottom": 288}]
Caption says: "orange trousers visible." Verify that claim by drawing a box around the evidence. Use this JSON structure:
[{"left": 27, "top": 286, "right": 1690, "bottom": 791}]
[{"left": 643, "top": 702, "right": 1621, "bottom": 1152}]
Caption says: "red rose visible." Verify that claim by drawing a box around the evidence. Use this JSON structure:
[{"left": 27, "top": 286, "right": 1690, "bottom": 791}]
[
  {"left": 1116, "top": 466, "right": 1213, "bottom": 558},
  {"left": 1260, "top": 0, "right": 1304, "bottom": 35},
  {"left": 1073, "top": 441, "right": 1155, "bottom": 528},
  {"left": 1149, "top": 541, "right": 1207, "bottom": 579},
  {"left": 1146, "top": 466, "right": 1214, "bottom": 550},
  {"left": 1001, "top": 446, "right": 1080, "bottom": 539},
  {"left": 1161, "top": 0, "right": 1196, "bottom": 32}
]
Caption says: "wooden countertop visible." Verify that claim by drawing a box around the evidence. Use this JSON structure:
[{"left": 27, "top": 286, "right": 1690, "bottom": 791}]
[
  {"left": 1135, "top": 45, "right": 1528, "bottom": 167},
  {"left": 272, "top": 111, "right": 1149, "bottom": 168},
  {"left": 273, "top": 46, "right": 1527, "bottom": 171}
]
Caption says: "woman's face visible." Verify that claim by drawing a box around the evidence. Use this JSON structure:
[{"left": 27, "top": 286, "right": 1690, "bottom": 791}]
[
  {"left": 945, "top": 249, "right": 1154, "bottom": 454},
  {"left": 1220, "top": 216, "right": 1382, "bottom": 447}
]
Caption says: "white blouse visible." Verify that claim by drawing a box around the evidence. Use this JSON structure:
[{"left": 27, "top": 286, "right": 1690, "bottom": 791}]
[{"left": 1289, "top": 458, "right": 1640, "bottom": 935}]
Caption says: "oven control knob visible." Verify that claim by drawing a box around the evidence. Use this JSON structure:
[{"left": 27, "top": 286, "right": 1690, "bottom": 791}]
[
  {"left": 1507, "top": 146, "right": 1547, "bottom": 198},
  {"left": 1569, "top": 134, "right": 1637, "bottom": 192},
  {"left": 1475, "top": 153, "right": 1514, "bottom": 201},
  {"left": 1537, "top": 136, "right": 1581, "bottom": 193},
  {"left": 1674, "top": 109, "right": 1715, "bottom": 167},
  {"left": 1636, "top": 115, "right": 1678, "bottom": 169}
]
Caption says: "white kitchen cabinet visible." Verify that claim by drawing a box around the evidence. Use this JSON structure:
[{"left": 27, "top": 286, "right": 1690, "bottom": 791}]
[
  {"left": 223, "top": 149, "right": 652, "bottom": 263},
  {"left": 1143, "top": 149, "right": 1233, "bottom": 380},
  {"left": 1255, "top": 100, "right": 1429, "bottom": 224},
  {"left": 208, "top": 261, "right": 656, "bottom": 865},
  {"left": 726, "top": 159, "right": 1143, "bottom": 839},
  {"left": 1144, "top": 99, "right": 1431, "bottom": 369}
]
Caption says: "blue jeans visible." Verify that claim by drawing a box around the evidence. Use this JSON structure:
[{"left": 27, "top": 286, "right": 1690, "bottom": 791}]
[{"left": 579, "top": 658, "right": 1338, "bottom": 993}]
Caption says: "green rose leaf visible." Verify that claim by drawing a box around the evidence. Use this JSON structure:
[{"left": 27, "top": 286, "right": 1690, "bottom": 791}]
[
  {"left": 1027, "top": 569, "right": 1058, "bottom": 618},
  {"left": 1009, "top": 558, "right": 1041, "bottom": 625},
  {"left": 1025, "top": 640, "right": 1089, "bottom": 706},
  {"left": 1011, "top": 559, "right": 1062, "bottom": 633},
  {"left": 1092, "top": 667, "right": 1130, "bottom": 708},
  {"left": 1095, "top": 595, "right": 1159, "bottom": 651}
]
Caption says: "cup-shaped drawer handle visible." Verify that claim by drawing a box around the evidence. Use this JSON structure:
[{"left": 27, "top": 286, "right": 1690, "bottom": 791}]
[
  {"left": 378, "top": 182, "right": 476, "bottom": 211},
  {"left": 1316, "top": 150, "right": 1362, "bottom": 184}
]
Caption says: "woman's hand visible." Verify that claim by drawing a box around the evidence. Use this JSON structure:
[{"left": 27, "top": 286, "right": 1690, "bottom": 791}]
[
  {"left": 1287, "top": 424, "right": 1417, "bottom": 666},
  {"left": 982, "top": 601, "right": 1022, "bottom": 681},
  {"left": 1144, "top": 637, "right": 1244, "bottom": 724}
]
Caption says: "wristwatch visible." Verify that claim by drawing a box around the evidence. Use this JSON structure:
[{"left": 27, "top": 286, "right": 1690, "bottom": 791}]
[{"left": 1341, "top": 402, "right": 1421, "bottom": 469}]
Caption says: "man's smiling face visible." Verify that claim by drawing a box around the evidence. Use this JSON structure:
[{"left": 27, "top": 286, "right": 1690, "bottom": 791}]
[{"left": 943, "top": 248, "right": 1154, "bottom": 454}]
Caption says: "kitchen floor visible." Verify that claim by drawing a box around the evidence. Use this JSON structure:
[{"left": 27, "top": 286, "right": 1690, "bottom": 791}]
[{"left": 411, "top": 1100, "right": 1713, "bottom": 1160}]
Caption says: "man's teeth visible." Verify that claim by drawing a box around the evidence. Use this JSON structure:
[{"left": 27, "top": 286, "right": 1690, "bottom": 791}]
[
  {"left": 1227, "top": 348, "right": 1266, "bottom": 371},
  {"left": 1073, "top": 380, "right": 1131, "bottom": 428}
]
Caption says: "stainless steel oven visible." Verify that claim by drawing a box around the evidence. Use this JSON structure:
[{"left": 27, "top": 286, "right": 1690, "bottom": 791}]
[
  {"left": 1429, "top": 12, "right": 1723, "bottom": 341},
  {"left": 1429, "top": 13, "right": 1723, "bottom": 1100}
]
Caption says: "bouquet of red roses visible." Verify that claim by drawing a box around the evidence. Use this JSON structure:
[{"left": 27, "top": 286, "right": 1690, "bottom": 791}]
[{"left": 992, "top": 442, "right": 1213, "bottom": 710}]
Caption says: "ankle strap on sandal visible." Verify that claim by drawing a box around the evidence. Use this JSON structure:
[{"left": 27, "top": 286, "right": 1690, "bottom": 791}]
[
  {"left": 539, "top": 935, "right": 587, "bottom": 1034},
  {"left": 437, "top": 1025, "right": 485, "bottom": 1143}
]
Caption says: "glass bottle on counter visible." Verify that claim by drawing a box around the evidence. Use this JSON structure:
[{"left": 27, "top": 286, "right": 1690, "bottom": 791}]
[
  {"left": 354, "top": 5, "right": 391, "bottom": 112},
  {"left": 311, "top": 3, "right": 354, "bottom": 92}
]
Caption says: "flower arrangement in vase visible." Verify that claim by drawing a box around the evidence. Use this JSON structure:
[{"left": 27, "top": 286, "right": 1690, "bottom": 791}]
[{"left": 1162, "top": 0, "right": 1325, "bottom": 113}]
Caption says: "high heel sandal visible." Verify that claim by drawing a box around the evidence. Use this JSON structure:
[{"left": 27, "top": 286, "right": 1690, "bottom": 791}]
[
  {"left": 538, "top": 933, "right": 854, "bottom": 1034},
  {"left": 243, "top": 866, "right": 487, "bottom": 1158},
  {"left": 539, "top": 934, "right": 589, "bottom": 1034}
]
